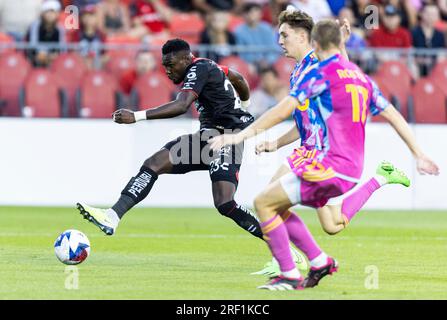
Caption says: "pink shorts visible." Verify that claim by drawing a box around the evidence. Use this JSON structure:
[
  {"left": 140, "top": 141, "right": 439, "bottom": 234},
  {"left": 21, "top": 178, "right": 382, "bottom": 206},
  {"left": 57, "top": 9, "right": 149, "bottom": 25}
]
[{"left": 283, "top": 147, "right": 356, "bottom": 208}]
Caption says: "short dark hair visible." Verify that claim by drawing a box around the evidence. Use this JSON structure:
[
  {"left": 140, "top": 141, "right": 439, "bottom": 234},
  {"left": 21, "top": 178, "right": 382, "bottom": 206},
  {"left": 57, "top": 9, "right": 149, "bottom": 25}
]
[
  {"left": 311, "top": 20, "right": 341, "bottom": 50},
  {"left": 278, "top": 9, "right": 314, "bottom": 39},
  {"left": 259, "top": 66, "right": 279, "bottom": 78},
  {"left": 162, "top": 38, "right": 191, "bottom": 55},
  {"left": 242, "top": 2, "right": 262, "bottom": 13}
]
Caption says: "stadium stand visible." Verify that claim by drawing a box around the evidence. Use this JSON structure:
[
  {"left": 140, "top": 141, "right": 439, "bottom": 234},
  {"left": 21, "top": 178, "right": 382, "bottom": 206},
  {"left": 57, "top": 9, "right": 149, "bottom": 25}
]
[
  {"left": 411, "top": 77, "right": 447, "bottom": 124},
  {"left": 219, "top": 55, "right": 257, "bottom": 88},
  {"left": 0, "top": 51, "right": 31, "bottom": 117},
  {"left": 168, "top": 12, "right": 205, "bottom": 45},
  {"left": 21, "top": 68, "right": 66, "bottom": 118},
  {"left": 375, "top": 60, "right": 414, "bottom": 120},
  {"left": 77, "top": 70, "right": 123, "bottom": 118},
  {"left": 274, "top": 56, "right": 296, "bottom": 86},
  {"left": 51, "top": 52, "right": 87, "bottom": 117},
  {"left": 429, "top": 59, "right": 447, "bottom": 97},
  {"left": 130, "top": 71, "right": 174, "bottom": 109}
]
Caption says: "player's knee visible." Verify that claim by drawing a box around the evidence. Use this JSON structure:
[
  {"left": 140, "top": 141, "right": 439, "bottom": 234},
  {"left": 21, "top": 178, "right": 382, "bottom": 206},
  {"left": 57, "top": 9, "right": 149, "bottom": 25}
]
[
  {"left": 143, "top": 156, "right": 167, "bottom": 175},
  {"left": 321, "top": 223, "right": 341, "bottom": 236},
  {"left": 216, "top": 200, "right": 236, "bottom": 217}
]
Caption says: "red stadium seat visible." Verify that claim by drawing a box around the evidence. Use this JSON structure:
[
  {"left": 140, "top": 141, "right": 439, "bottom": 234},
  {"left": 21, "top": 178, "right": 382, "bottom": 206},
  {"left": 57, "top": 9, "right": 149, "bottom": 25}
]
[
  {"left": 411, "top": 78, "right": 447, "bottom": 124},
  {"left": 169, "top": 13, "right": 205, "bottom": 45},
  {"left": 51, "top": 52, "right": 87, "bottom": 117},
  {"left": 0, "top": 32, "right": 14, "bottom": 54},
  {"left": 429, "top": 60, "right": 447, "bottom": 97},
  {"left": 131, "top": 72, "right": 174, "bottom": 109},
  {"left": 79, "top": 71, "right": 120, "bottom": 118},
  {"left": 274, "top": 56, "right": 296, "bottom": 86},
  {"left": 105, "top": 53, "right": 137, "bottom": 79},
  {"left": 0, "top": 52, "right": 31, "bottom": 116},
  {"left": 219, "top": 55, "right": 257, "bottom": 88},
  {"left": 22, "top": 68, "right": 64, "bottom": 118},
  {"left": 376, "top": 61, "right": 413, "bottom": 119}
]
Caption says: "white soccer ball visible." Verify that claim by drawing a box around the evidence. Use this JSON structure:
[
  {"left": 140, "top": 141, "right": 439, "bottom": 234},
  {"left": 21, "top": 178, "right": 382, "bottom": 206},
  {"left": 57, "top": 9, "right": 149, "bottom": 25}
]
[{"left": 54, "top": 230, "right": 90, "bottom": 265}]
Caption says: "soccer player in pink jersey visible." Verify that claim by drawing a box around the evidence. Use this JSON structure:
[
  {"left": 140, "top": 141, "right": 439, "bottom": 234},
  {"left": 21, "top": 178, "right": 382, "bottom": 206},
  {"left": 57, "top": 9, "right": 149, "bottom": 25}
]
[{"left": 208, "top": 20, "right": 439, "bottom": 290}]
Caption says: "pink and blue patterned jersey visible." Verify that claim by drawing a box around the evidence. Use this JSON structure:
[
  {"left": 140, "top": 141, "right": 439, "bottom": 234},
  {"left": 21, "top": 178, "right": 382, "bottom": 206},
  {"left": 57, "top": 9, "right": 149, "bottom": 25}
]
[
  {"left": 289, "top": 51, "right": 324, "bottom": 150},
  {"left": 290, "top": 53, "right": 390, "bottom": 180}
]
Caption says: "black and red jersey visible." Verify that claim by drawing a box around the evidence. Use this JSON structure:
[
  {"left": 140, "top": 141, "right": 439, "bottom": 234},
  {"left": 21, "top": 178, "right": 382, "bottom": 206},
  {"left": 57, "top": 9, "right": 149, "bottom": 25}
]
[{"left": 181, "top": 58, "right": 254, "bottom": 131}]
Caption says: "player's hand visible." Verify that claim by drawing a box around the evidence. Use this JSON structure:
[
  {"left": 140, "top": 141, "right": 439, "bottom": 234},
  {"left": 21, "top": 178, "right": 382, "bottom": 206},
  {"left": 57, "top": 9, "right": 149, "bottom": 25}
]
[
  {"left": 416, "top": 154, "right": 440, "bottom": 175},
  {"left": 337, "top": 18, "right": 351, "bottom": 44},
  {"left": 208, "top": 133, "right": 243, "bottom": 152},
  {"left": 112, "top": 109, "right": 135, "bottom": 124},
  {"left": 255, "top": 141, "right": 278, "bottom": 155}
]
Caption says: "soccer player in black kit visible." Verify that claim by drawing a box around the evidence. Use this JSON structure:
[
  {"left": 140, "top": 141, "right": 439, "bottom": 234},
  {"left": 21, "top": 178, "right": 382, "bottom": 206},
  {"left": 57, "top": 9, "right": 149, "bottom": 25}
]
[{"left": 77, "top": 39, "right": 302, "bottom": 275}]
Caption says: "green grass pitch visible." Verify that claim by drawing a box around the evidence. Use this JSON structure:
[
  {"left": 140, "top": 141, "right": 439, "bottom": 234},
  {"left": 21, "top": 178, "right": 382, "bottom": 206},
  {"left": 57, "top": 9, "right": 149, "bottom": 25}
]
[{"left": 1, "top": 206, "right": 447, "bottom": 299}]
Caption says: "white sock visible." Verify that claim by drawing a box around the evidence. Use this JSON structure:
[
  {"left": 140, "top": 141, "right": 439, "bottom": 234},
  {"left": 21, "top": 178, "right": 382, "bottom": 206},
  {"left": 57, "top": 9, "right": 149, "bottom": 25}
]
[
  {"left": 310, "top": 252, "right": 329, "bottom": 268},
  {"left": 106, "top": 208, "right": 120, "bottom": 227},
  {"left": 374, "top": 175, "right": 387, "bottom": 186},
  {"left": 282, "top": 268, "right": 301, "bottom": 279}
]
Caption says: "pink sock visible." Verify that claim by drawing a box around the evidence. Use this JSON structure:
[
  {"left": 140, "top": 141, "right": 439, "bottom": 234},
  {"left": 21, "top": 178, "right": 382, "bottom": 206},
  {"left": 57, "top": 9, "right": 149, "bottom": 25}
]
[
  {"left": 342, "top": 178, "right": 381, "bottom": 222},
  {"left": 280, "top": 211, "right": 322, "bottom": 260},
  {"left": 260, "top": 215, "right": 296, "bottom": 272}
]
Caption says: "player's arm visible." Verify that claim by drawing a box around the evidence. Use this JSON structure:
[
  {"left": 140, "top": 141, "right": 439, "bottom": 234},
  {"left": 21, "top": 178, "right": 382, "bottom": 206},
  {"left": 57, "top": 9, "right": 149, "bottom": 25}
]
[
  {"left": 255, "top": 125, "right": 300, "bottom": 155},
  {"left": 208, "top": 68, "right": 326, "bottom": 150},
  {"left": 112, "top": 91, "right": 196, "bottom": 124},
  {"left": 378, "top": 105, "right": 440, "bottom": 175},
  {"left": 227, "top": 68, "right": 250, "bottom": 103},
  {"left": 338, "top": 18, "right": 351, "bottom": 61}
]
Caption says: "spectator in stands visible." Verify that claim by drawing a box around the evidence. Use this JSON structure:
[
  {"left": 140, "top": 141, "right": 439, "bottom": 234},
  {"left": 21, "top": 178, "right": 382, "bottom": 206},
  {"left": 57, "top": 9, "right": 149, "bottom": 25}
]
[
  {"left": 369, "top": 4, "right": 412, "bottom": 48},
  {"left": 119, "top": 50, "right": 157, "bottom": 95},
  {"left": 338, "top": 7, "right": 366, "bottom": 51},
  {"left": 192, "top": 0, "right": 242, "bottom": 13},
  {"left": 249, "top": 66, "right": 288, "bottom": 119},
  {"left": 131, "top": 0, "right": 173, "bottom": 40},
  {"left": 25, "top": 0, "right": 66, "bottom": 67},
  {"left": 70, "top": 4, "right": 106, "bottom": 67},
  {"left": 412, "top": 3, "right": 446, "bottom": 75},
  {"left": 0, "top": 0, "right": 43, "bottom": 41},
  {"left": 290, "top": 0, "right": 333, "bottom": 22},
  {"left": 96, "top": 0, "right": 131, "bottom": 37},
  {"left": 380, "top": 0, "right": 418, "bottom": 29},
  {"left": 234, "top": 2, "right": 280, "bottom": 68},
  {"left": 412, "top": 3, "right": 445, "bottom": 48},
  {"left": 199, "top": 10, "right": 236, "bottom": 62}
]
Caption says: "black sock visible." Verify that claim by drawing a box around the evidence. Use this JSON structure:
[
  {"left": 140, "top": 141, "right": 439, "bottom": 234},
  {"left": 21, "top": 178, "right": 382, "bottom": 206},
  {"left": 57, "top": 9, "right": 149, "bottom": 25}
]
[
  {"left": 217, "top": 201, "right": 264, "bottom": 239},
  {"left": 112, "top": 166, "right": 158, "bottom": 218}
]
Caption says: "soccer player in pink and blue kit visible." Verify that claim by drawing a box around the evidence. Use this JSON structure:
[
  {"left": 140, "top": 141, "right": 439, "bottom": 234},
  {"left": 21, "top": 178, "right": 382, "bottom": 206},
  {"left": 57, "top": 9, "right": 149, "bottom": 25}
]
[{"left": 209, "top": 19, "right": 439, "bottom": 290}]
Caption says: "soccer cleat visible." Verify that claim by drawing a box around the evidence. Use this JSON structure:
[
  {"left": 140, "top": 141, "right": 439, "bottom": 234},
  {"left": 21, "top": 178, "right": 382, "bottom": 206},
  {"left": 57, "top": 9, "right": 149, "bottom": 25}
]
[
  {"left": 258, "top": 275, "right": 304, "bottom": 291},
  {"left": 251, "top": 247, "right": 308, "bottom": 276},
  {"left": 303, "top": 257, "right": 338, "bottom": 288},
  {"left": 376, "top": 161, "right": 410, "bottom": 187},
  {"left": 76, "top": 203, "right": 116, "bottom": 236},
  {"left": 251, "top": 260, "right": 281, "bottom": 277}
]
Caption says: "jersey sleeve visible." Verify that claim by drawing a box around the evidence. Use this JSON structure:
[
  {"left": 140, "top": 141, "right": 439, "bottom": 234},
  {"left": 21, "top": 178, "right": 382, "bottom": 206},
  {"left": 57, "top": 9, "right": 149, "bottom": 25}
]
[
  {"left": 289, "top": 66, "right": 329, "bottom": 104},
  {"left": 367, "top": 75, "right": 391, "bottom": 116},
  {"left": 181, "top": 63, "right": 209, "bottom": 97}
]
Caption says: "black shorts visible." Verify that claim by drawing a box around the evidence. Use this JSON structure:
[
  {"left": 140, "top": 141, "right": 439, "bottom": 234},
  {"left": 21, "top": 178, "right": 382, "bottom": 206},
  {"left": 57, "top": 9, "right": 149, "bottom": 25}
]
[{"left": 162, "top": 130, "right": 244, "bottom": 186}]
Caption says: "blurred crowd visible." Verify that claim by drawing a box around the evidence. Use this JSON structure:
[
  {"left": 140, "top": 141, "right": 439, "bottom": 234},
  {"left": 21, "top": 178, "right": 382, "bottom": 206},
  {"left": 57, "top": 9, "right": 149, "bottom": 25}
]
[{"left": 0, "top": 0, "right": 446, "bottom": 120}]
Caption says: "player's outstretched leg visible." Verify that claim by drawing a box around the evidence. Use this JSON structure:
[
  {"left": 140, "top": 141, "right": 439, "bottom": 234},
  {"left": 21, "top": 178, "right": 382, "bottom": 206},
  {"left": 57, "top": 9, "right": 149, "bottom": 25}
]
[
  {"left": 341, "top": 161, "right": 410, "bottom": 225},
  {"left": 76, "top": 149, "right": 172, "bottom": 235}
]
